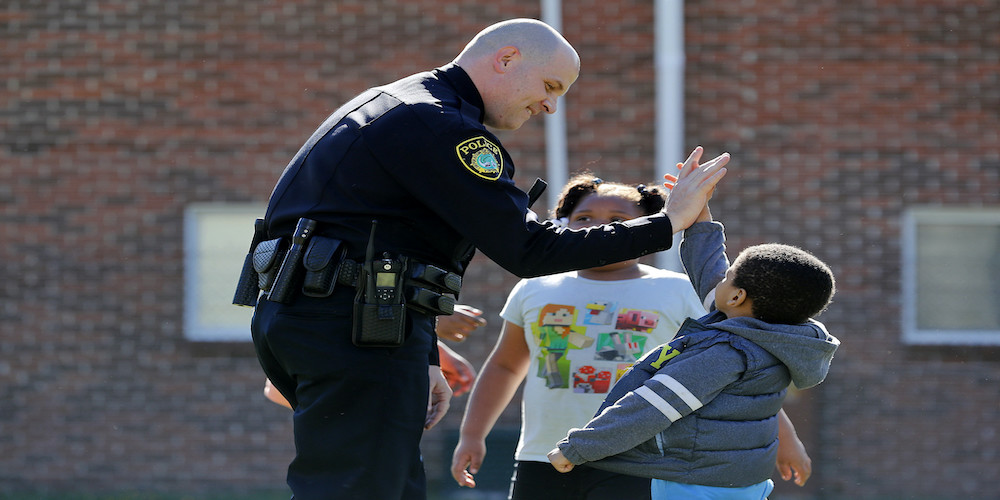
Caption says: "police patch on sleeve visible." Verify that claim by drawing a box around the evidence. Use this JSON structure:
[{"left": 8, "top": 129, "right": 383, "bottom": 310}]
[{"left": 456, "top": 136, "right": 503, "bottom": 181}]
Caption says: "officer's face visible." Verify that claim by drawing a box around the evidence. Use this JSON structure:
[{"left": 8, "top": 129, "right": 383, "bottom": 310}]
[{"left": 485, "top": 47, "right": 578, "bottom": 130}]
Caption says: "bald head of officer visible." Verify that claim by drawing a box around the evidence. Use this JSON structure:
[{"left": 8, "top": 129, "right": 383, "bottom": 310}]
[{"left": 454, "top": 18, "right": 580, "bottom": 131}]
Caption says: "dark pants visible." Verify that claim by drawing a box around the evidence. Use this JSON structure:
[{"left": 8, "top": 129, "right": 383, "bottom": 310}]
[
  {"left": 509, "top": 460, "right": 652, "bottom": 500},
  {"left": 251, "top": 287, "right": 434, "bottom": 500}
]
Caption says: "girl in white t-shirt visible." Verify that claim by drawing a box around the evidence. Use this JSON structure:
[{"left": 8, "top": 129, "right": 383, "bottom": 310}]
[{"left": 451, "top": 173, "right": 813, "bottom": 499}]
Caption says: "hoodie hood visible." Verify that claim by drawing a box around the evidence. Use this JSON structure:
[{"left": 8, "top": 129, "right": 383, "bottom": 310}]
[{"left": 703, "top": 310, "right": 840, "bottom": 389}]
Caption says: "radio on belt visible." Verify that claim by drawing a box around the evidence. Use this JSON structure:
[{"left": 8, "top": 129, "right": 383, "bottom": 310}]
[
  {"left": 352, "top": 220, "right": 407, "bottom": 347},
  {"left": 374, "top": 256, "right": 403, "bottom": 303}
]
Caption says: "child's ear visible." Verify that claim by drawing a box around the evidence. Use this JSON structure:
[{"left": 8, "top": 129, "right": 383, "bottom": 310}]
[{"left": 727, "top": 288, "right": 749, "bottom": 308}]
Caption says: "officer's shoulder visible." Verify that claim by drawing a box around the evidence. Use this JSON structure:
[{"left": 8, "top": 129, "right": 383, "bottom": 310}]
[{"left": 385, "top": 76, "right": 484, "bottom": 137}]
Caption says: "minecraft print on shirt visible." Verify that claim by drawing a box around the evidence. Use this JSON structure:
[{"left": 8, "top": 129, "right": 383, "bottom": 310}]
[
  {"left": 531, "top": 304, "right": 593, "bottom": 389},
  {"left": 593, "top": 308, "right": 659, "bottom": 362},
  {"left": 530, "top": 301, "right": 665, "bottom": 392}
]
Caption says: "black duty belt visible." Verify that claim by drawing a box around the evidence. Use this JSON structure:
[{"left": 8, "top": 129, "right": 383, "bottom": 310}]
[{"left": 235, "top": 232, "right": 460, "bottom": 315}]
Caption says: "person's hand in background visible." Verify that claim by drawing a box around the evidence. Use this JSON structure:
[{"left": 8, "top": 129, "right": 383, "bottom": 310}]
[{"left": 436, "top": 304, "right": 487, "bottom": 342}]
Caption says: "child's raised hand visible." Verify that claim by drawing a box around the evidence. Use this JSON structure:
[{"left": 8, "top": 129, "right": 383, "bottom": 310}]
[
  {"left": 665, "top": 161, "right": 714, "bottom": 224},
  {"left": 663, "top": 162, "right": 681, "bottom": 188},
  {"left": 547, "top": 448, "right": 575, "bottom": 473}
]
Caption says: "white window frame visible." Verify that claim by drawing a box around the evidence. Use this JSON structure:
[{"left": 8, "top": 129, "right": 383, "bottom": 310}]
[
  {"left": 184, "top": 203, "right": 266, "bottom": 342},
  {"left": 901, "top": 207, "right": 1000, "bottom": 345}
]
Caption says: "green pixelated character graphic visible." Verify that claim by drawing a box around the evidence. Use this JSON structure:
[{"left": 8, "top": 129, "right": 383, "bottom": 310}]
[{"left": 532, "top": 303, "right": 594, "bottom": 388}]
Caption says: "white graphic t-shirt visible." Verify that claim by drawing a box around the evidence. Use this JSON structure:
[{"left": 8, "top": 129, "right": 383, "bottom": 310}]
[{"left": 500, "top": 265, "right": 707, "bottom": 462}]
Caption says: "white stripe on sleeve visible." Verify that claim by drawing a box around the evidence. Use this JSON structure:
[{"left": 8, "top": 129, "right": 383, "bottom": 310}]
[
  {"left": 650, "top": 374, "right": 704, "bottom": 411},
  {"left": 634, "top": 386, "right": 683, "bottom": 422}
]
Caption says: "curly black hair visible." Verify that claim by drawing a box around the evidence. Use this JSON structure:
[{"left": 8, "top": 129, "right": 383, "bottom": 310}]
[
  {"left": 553, "top": 172, "right": 667, "bottom": 219},
  {"left": 731, "top": 244, "right": 836, "bottom": 324}
]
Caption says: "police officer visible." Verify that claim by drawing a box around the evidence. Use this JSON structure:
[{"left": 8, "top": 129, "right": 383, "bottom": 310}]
[{"left": 250, "top": 18, "right": 729, "bottom": 500}]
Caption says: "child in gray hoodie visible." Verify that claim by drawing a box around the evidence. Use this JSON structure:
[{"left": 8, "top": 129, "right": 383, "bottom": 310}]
[{"left": 548, "top": 207, "right": 839, "bottom": 500}]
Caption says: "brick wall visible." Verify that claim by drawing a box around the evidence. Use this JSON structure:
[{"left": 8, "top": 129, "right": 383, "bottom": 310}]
[
  {"left": 2, "top": 0, "right": 998, "bottom": 498},
  {"left": 0, "top": 0, "right": 542, "bottom": 494},
  {"left": 683, "top": 1, "right": 1000, "bottom": 498}
]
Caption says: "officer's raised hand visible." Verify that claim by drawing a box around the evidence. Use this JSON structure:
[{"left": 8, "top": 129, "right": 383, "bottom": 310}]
[{"left": 663, "top": 146, "right": 729, "bottom": 233}]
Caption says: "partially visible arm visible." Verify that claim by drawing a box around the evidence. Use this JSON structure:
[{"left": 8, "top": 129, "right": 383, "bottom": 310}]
[
  {"left": 438, "top": 340, "right": 477, "bottom": 396},
  {"left": 450, "top": 320, "right": 531, "bottom": 488},
  {"left": 263, "top": 378, "right": 292, "bottom": 410},
  {"left": 776, "top": 408, "right": 812, "bottom": 486}
]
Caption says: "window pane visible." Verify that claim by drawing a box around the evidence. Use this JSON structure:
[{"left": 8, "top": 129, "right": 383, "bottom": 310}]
[
  {"left": 915, "top": 223, "right": 1000, "bottom": 331},
  {"left": 904, "top": 208, "right": 1000, "bottom": 345},
  {"left": 184, "top": 204, "right": 264, "bottom": 341}
]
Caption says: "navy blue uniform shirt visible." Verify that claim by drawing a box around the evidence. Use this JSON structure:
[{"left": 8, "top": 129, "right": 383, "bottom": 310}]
[{"left": 264, "top": 63, "right": 677, "bottom": 277}]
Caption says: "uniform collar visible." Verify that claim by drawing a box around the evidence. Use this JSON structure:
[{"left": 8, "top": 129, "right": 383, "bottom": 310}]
[{"left": 435, "top": 63, "right": 486, "bottom": 123}]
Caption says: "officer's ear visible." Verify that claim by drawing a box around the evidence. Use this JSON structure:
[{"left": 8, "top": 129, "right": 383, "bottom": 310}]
[{"left": 492, "top": 46, "right": 520, "bottom": 73}]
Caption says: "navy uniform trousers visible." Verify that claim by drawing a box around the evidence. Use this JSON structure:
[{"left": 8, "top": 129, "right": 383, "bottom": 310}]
[{"left": 251, "top": 285, "right": 435, "bottom": 499}]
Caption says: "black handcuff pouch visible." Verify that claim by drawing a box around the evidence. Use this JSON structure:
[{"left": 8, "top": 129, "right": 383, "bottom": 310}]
[
  {"left": 253, "top": 238, "right": 287, "bottom": 292},
  {"left": 302, "top": 236, "right": 344, "bottom": 297}
]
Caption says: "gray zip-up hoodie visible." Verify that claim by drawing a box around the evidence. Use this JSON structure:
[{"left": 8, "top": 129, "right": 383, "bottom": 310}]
[{"left": 556, "top": 222, "right": 840, "bottom": 488}]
